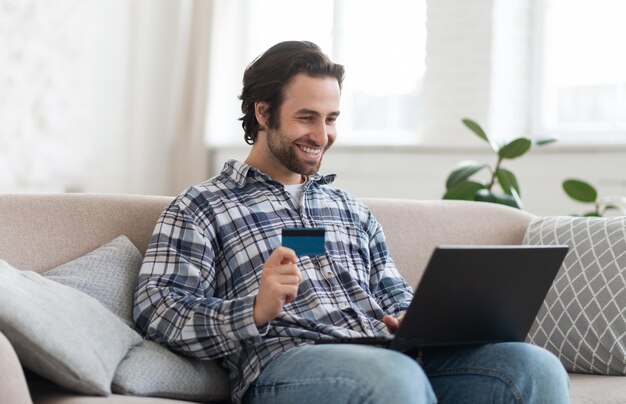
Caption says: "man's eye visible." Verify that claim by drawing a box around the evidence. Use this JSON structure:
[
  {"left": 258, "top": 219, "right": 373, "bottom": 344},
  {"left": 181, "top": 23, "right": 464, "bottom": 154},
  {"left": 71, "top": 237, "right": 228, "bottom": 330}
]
[
  {"left": 300, "top": 116, "right": 314, "bottom": 122},
  {"left": 326, "top": 117, "right": 337, "bottom": 124}
]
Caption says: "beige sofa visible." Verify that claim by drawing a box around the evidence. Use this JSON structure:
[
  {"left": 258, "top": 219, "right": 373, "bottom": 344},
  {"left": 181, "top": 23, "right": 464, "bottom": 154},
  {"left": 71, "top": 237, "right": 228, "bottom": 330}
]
[{"left": 0, "top": 193, "right": 623, "bottom": 403}]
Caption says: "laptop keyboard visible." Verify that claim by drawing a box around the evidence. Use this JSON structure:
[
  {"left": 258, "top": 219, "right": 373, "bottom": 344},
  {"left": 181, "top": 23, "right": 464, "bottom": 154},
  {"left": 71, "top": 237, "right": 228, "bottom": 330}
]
[{"left": 314, "top": 336, "right": 393, "bottom": 347}]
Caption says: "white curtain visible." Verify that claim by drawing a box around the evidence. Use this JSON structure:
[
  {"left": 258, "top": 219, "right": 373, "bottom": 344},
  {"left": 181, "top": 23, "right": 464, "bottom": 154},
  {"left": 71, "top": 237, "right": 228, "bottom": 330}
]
[
  {"left": 0, "top": 1, "right": 214, "bottom": 195},
  {"left": 127, "top": 0, "right": 212, "bottom": 196},
  {"left": 166, "top": 0, "right": 212, "bottom": 195}
]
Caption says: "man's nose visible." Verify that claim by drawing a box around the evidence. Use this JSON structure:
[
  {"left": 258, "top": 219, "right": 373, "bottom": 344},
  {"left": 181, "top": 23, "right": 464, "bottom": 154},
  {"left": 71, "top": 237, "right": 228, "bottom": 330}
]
[{"left": 311, "top": 121, "right": 330, "bottom": 144}]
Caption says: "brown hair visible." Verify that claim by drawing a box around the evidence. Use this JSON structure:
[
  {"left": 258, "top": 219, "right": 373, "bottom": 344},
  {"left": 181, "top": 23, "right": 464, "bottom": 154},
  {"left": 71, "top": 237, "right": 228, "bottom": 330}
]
[{"left": 239, "top": 41, "right": 345, "bottom": 145}]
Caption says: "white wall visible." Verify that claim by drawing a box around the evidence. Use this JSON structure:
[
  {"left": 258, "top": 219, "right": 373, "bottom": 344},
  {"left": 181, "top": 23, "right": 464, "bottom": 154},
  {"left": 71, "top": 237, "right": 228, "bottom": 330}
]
[
  {"left": 210, "top": 144, "right": 626, "bottom": 217},
  {"left": 0, "top": 1, "right": 131, "bottom": 193},
  {"left": 0, "top": 1, "right": 199, "bottom": 196},
  {"left": 2, "top": 0, "right": 625, "bottom": 216}
]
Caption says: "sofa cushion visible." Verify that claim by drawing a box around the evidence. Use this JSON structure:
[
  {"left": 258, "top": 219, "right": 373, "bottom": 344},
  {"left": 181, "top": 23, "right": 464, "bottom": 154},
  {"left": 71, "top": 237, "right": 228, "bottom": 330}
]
[
  {"left": 112, "top": 340, "right": 230, "bottom": 402},
  {"left": 524, "top": 216, "right": 626, "bottom": 374},
  {"left": 42, "top": 235, "right": 231, "bottom": 401},
  {"left": 0, "top": 260, "right": 142, "bottom": 395},
  {"left": 42, "top": 235, "right": 142, "bottom": 328}
]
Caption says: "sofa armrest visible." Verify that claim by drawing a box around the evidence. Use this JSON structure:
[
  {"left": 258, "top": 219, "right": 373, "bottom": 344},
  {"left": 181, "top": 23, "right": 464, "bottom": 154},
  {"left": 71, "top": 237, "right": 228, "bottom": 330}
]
[{"left": 0, "top": 330, "right": 33, "bottom": 404}]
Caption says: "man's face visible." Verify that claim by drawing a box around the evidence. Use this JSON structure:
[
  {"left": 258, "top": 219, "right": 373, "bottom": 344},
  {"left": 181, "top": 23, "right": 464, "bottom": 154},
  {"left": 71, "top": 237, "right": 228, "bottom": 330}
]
[{"left": 264, "top": 73, "right": 341, "bottom": 177}]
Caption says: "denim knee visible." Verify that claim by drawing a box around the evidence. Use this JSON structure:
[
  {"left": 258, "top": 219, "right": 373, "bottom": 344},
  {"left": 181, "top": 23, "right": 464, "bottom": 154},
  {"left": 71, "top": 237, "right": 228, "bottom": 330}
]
[
  {"left": 510, "top": 343, "right": 569, "bottom": 403},
  {"left": 358, "top": 346, "right": 436, "bottom": 404},
  {"left": 471, "top": 342, "right": 569, "bottom": 404},
  {"left": 423, "top": 342, "right": 569, "bottom": 404},
  {"left": 246, "top": 344, "right": 436, "bottom": 404}
]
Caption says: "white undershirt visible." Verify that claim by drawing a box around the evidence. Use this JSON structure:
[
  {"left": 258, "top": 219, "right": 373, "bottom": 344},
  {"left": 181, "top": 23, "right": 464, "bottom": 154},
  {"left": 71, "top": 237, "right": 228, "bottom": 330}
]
[{"left": 283, "top": 182, "right": 305, "bottom": 207}]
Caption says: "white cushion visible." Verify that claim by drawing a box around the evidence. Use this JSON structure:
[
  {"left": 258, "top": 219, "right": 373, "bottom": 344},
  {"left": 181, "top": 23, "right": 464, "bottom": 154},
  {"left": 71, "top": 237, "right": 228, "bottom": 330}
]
[
  {"left": 112, "top": 340, "right": 230, "bottom": 402},
  {"left": 43, "top": 235, "right": 142, "bottom": 328},
  {"left": 0, "top": 260, "right": 141, "bottom": 395},
  {"left": 42, "top": 235, "right": 231, "bottom": 401}
]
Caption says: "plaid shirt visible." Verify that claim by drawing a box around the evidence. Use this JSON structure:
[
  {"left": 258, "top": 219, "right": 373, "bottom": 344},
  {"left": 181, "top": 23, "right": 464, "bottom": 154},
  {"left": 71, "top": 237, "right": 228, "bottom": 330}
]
[{"left": 133, "top": 160, "right": 414, "bottom": 403}]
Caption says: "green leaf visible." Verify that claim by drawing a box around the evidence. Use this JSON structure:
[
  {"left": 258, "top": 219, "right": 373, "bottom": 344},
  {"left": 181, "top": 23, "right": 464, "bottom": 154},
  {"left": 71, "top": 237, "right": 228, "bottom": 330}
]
[
  {"left": 474, "top": 189, "right": 520, "bottom": 209},
  {"left": 534, "top": 137, "right": 558, "bottom": 146},
  {"left": 445, "top": 161, "right": 490, "bottom": 190},
  {"left": 583, "top": 211, "right": 601, "bottom": 217},
  {"left": 443, "top": 181, "right": 485, "bottom": 201},
  {"left": 495, "top": 168, "right": 520, "bottom": 196},
  {"left": 474, "top": 189, "right": 497, "bottom": 203},
  {"left": 563, "top": 179, "right": 598, "bottom": 203},
  {"left": 494, "top": 192, "right": 522, "bottom": 209},
  {"left": 462, "top": 118, "right": 489, "bottom": 143},
  {"left": 498, "top": 138, "right": 532, "bottom": 159}
]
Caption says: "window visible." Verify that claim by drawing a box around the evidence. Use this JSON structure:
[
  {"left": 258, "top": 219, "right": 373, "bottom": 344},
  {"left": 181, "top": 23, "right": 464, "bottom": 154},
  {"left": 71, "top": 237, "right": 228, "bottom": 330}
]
[
  {"left": 535, "top": 0, "right": 626, "bottom": 142},
  {"left": 206, "top": 0, "right": 426, "bottom": 146}
]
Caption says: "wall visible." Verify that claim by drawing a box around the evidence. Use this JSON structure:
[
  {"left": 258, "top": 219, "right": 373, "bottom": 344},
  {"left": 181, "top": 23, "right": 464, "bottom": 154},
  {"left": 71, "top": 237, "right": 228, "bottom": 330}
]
[
  {"left": 210, "top": 144, "right": 626, "bottom": 217},
  {"left": 0, "top": 1, "right": 198, "bottom": 196},
  {"left": 2, "top": 0, "right": 625, "bottom": 211},
  {"left": 0, "top": 1, "right": 131, "bottom": 193}
]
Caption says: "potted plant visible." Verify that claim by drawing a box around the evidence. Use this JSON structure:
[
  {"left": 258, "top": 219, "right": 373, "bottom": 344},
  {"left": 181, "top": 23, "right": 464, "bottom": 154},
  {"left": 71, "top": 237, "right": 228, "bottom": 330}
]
[{"left": 443, "top": 118, "right": 556, "bottom": 209}]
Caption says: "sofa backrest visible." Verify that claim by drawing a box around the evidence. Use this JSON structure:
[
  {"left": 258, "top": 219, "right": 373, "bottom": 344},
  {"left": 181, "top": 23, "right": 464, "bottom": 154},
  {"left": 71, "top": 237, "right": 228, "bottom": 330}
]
[
  {"left": 0, "top": 195, "right": 535, "bottom": 287},
  {"left": 0, "top": 194, "right": 171, "bottom": 273},
  {"left": 363, "top": 198, "right": 535, "bottom": 286}
]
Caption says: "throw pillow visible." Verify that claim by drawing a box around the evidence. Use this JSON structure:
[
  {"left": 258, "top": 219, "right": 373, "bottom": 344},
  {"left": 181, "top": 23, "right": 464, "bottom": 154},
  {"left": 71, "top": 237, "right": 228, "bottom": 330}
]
[
  {"left": 0, "top": 260, "right": 142, "bottom": 395},
  {"left": 112, "top": 340, "right": 231, "bottom": 402},
  {"left": 524, "top": 216, "right": 626, "bottom": 374},
  {"left": 43, "top": 235, "right": 142, "bottom": 328},
  {"left": 42, "top": 235, "right": 231, "bottom": 401}
]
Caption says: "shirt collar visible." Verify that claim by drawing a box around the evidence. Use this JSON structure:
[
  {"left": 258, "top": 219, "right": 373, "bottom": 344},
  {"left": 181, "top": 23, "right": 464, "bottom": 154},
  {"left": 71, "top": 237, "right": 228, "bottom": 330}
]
[{"left": 222, "top": 159, "right": 336, "bottom": 188}]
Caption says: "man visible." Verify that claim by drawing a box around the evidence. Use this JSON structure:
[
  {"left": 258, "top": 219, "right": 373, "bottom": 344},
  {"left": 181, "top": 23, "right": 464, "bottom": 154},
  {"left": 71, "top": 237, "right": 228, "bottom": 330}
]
[{"left": 134, "top": 41, "right": 569, "bottom": 404}]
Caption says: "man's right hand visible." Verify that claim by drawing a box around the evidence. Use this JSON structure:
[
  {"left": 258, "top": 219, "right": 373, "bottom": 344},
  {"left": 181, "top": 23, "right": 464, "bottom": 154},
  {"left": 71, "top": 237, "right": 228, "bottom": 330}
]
[{"left": 253, "top": 247, "right": 300, "bottom": 325}]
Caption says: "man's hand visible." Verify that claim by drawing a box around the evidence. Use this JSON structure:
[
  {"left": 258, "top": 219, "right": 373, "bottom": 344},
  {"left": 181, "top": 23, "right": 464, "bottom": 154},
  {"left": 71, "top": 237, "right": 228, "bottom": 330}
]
[
  {"left": 253, "top": 247, "right": 300, "bottom": 325},
  {"left": 383, "top": 312, "right": 406, "bottom": 334}
]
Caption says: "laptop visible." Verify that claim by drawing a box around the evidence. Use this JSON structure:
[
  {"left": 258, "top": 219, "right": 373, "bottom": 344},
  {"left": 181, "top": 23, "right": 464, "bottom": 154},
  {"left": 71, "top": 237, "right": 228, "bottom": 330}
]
[{"left": 316, "top": 245, "right": 569, "bottom": 353}]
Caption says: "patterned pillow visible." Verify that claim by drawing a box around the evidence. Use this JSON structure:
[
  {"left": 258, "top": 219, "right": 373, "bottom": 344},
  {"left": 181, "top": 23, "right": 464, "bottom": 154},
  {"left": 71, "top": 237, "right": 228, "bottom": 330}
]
[{"left": 524, "top": 216, "right": 626, "bottom": 374}]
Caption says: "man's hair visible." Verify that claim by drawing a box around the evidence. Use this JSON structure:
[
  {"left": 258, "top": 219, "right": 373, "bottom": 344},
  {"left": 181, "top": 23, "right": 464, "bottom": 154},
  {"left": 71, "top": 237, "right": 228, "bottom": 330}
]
[{"left": 239, "top": 41, "right": 345, "bottom": 145}]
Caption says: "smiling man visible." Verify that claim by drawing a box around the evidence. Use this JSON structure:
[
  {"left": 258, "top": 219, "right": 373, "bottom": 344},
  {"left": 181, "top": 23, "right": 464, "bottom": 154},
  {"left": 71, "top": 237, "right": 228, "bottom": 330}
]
[{"left": 134, "top": 41, "right": 569, "bottom": 404}]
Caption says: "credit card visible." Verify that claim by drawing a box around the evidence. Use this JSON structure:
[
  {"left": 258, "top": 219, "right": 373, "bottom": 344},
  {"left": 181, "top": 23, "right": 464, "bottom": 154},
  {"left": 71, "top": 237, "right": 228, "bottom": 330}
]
[{"left": 281, "top": 227, "right": 326, "bottom": 256}]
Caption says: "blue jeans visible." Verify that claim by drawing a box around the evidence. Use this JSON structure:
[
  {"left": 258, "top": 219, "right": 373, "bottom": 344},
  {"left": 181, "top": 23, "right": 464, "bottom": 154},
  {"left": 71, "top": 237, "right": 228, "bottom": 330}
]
[{"left": 242, "top": 342, "right": 569, "bottom": 404}]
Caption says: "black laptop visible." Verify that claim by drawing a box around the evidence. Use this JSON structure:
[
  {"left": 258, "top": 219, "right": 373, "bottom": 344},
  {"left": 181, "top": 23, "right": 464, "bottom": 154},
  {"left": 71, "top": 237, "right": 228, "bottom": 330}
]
[{"left": 316, "top": 245, "right": 569, "bottom": 353}]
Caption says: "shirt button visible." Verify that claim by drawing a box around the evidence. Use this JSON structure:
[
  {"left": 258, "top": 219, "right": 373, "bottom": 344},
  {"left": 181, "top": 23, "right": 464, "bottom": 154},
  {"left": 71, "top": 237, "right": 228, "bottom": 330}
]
[
  {"left": 245, "top": 338, "right": 255, "bottom": 346},
  {"left": 340, "top": 303, "right": 350, "bottom": 310},
  {"left": 324, "top": 270, "right": 333, "bottom": 279}
]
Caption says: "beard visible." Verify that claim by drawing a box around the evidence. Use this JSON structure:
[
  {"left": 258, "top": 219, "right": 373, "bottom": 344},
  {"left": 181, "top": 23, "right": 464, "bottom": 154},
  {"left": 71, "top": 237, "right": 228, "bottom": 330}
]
[{"left": 266, "top": 126, "right": 333, "bottom": 176}]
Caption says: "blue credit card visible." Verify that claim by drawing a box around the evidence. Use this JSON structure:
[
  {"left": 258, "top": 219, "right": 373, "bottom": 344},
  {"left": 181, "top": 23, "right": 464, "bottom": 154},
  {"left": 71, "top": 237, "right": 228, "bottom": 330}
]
[{"left": 281, "top": 227, "right": 326, "bottom": 256}]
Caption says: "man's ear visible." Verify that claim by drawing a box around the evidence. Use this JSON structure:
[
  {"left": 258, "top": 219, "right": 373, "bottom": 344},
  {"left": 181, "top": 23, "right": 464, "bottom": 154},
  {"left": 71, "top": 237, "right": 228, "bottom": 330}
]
[{"left": 254, "top": 102, "right": 269, "bottom": 130}]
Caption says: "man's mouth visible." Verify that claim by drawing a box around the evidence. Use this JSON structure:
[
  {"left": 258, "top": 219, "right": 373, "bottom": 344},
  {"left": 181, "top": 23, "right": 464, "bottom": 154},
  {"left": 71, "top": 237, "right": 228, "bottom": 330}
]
[{"left": 297, "top": 144, "right": 323, "bottom": 156}]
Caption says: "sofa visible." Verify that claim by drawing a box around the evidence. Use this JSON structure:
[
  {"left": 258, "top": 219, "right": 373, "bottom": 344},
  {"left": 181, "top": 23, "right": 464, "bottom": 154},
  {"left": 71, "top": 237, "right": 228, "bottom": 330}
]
[{"left": 0, "top": 193, "right": 624, "bottom": 403}]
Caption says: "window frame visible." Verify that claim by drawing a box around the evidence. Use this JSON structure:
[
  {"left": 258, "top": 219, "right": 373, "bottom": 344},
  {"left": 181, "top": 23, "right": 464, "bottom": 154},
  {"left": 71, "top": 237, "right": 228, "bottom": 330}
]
[{"left": 531, "top": 0, "right": 626, "bottom": 144}]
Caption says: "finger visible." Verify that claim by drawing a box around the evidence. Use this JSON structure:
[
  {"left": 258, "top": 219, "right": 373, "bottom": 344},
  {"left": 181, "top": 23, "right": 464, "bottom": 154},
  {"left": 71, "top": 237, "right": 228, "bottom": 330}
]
[
  {"left": 265, "top": 263, "right": 300, "bottom": 278},
  {"left": 383, "top": 315, "right": 400, "bottom": 332},
  {"left": 269, "top": 274, "right": 301, "bottom": 286},
  {"left": 265, "top": 275, "right": 300, "bottom": 294},
  {"left": 278, "top": 285, "right": 299, "bottom": 303},
  {"left": 266, "top": 246, "right": 298, "bottom": 266}
]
